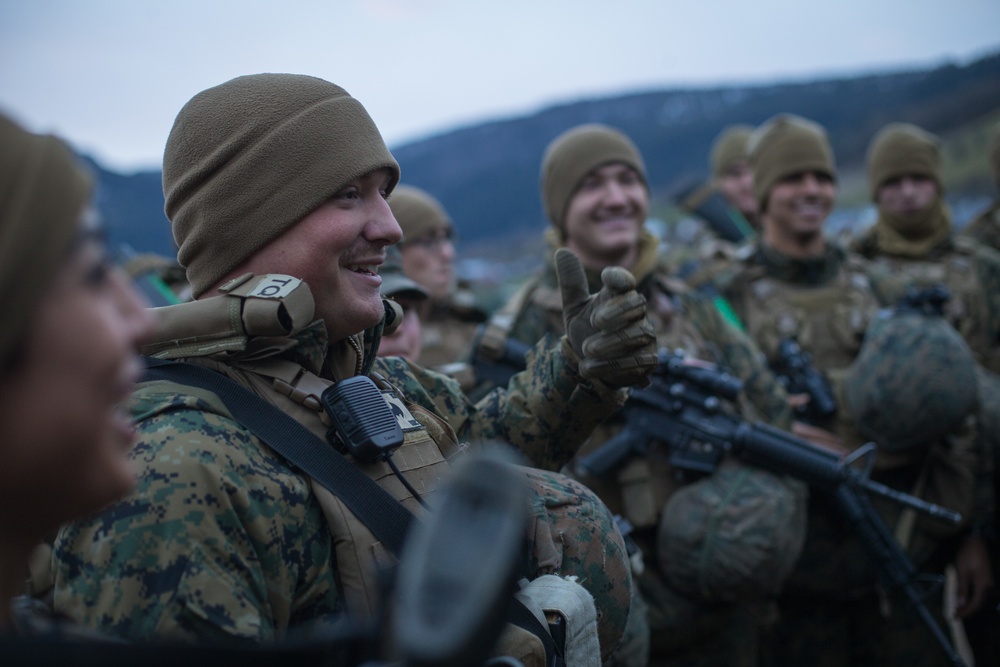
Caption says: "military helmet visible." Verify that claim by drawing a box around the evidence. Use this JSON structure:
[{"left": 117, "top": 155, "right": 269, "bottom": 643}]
[
  {"left": 657, "top": 460, "right": 807, "bottom": 602},
  {"left": 843, "top": 310, "right": 979, "bottom": 455}
]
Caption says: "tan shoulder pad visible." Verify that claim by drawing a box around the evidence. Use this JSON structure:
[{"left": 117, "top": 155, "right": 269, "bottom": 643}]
[{"left": 143, "top": 273, "right": 315, "bottom": 359}]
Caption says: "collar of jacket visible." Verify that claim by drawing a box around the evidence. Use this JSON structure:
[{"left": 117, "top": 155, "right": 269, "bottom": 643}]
[
  {"left": 754, "top": 240, "right": 845, "bottom": 286},
  {"left": 542, "top": 226, "right": 661, "bottom": 294}
]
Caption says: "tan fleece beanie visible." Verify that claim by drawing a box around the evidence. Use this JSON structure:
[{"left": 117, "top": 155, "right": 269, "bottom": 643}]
[
  {"left": 163, "top": 73, "right": 400, "bottom": 297},
  {"left": 866, "top": 123, "right": 942, "bottom": 200},
  {"left": 710, "top": 124, "right": 754, "bottom": 178},
  {"left": 388, "top": 184, "right": 452, "bottom": 242},
  {"left": 749, "top": 114, "right": 835, "bottom": 207},
  {"left": 0, "top": 113, "right": 92, "bottom": 368},
  {"left": 540, "top": 124, "right": 647, "bottom": 230}
]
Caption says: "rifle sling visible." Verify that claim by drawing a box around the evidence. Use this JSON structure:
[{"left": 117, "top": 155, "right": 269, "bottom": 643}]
[{"left": 141, "top": 358, "right": 562, "bottom": 665}]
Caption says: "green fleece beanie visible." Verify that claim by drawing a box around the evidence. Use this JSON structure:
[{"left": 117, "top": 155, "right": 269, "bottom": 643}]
[
  {"left": 163, "top": 73, "right": 400, "bottom": 297},
  {"left": 0, "top": 113, "right": 92, "bottom": 368},
  {"left": 388, "top": 184, "right": 452, "bottom": 242},
  {"left": 866, "top": 123, "right": 942, "bottom": 200},
  {"left": 749, "top": 114, "right": 835, "bottom": 208},
  {"left": 710, "top": 124, "right": 753, "bottom": 178},
  {"left": 540, "top": 124, "right": 647, "bottom": 230}
]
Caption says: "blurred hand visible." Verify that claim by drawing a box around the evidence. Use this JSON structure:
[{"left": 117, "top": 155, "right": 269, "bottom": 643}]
[
  {"left": 953, "top": 535, "right": 993, "bottom": 618},
  {"left": 555, "top": 248, "right": 657, "bottom": 388}
]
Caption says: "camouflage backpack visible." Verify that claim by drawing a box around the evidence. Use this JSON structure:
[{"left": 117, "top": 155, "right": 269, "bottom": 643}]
[
  {"left": 843, "top": 309, "right": 979, "bottom": 456},
  {"left": 656, "top": 458, "right": 807, "bottom": 602}
]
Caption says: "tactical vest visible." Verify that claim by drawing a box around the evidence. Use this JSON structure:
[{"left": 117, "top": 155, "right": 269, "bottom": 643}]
[
  {"left": 142, "top": 274, "right": 620, "bottom": 662},
  {"left": 144, "top": 273, "right": 457, "bottom": 619},
  {"left": 865, "top": 236, "right": 1000, "bottom": 372},
  {"left": 728, "top": 254, "right": 880, "bottom": 372},
  {"left": 484, "top": 268, "right": 725, "bottom": 529}
]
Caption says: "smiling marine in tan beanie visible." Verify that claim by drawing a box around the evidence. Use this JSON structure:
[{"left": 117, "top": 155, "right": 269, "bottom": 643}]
[
  {"left": 748, "top": 114, "right": 835, "bottom": 209},
  {"left": 163, "top": 73, "right": 400, "bottom": 297},
  {"left": 540, "top": 123, "right": 647, "bottom": 235}
]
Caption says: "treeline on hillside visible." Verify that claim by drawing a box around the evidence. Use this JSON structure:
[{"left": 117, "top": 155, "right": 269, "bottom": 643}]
[{"left": 88, "top": 50, "right": 1000, "bottom": 259}]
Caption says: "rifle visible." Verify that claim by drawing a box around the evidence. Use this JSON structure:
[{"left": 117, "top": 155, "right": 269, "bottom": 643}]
[
  {"left": 770, "top": 337, "right": 838, "bottom": 425},
  {"left": 469, "top": 322, "right": 531, "bottom": 389},
  {"left": 895, "top": 284, "right": 951, "bottom": 317},
  {"left": 575, "top": 349, "right": 967, "bottom": 667}
]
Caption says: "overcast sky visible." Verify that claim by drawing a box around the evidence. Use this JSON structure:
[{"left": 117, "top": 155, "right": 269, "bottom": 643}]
[{"left": 2, "top": 0, "right": 998, "bottom": 172}]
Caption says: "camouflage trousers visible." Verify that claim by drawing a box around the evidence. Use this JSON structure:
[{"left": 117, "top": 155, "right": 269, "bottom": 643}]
[{"left": 522, "top": 467, "right": 634, "bottom": 660}]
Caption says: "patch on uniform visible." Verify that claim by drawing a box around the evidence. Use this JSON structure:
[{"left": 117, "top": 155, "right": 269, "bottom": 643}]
[
  {"left": 247, "top": 275, "right": 302, "bottom": 299},
  {"left": 382, "top": 391, "right": 424, "bottom": 432}
]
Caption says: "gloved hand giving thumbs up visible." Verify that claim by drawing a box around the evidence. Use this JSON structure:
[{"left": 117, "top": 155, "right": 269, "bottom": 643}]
[{"left": 555, "top": 248, "right": 658, "bottom": 388}]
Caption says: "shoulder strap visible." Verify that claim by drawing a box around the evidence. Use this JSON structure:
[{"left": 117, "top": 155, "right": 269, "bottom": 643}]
[
  {"left": 141, "top": 357, "right": 562, "bottom": 665},
  {"left": 141, "top": 357, "right": 416, "bottom": 557}
]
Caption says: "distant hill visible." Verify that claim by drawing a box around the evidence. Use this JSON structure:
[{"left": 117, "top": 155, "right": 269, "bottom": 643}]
[{"left": 85, "top": 49, "right": 1000, "bottom": 262}]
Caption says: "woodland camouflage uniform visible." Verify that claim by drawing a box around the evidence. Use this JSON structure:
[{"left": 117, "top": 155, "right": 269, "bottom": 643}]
[
  {"left": 696, "top": 114, "right": 993, "bottom": 667},
  {"left": 761, "top": 310, "right": 993, "bottom": 667},
  {"left": 851, "top": 122, "right": 1000, "bottom": 374},
  {"left": 498, "top": 227, "right": 802, "bottom": 667},
  {"left": 417, "top": 287, "right": 488, "bottom": 368},
  {"left": 47, "top": 74, "right": 651, "bottom": 666},
  {"left": 387, "top": 184, "right": 489, "bottom": 388},
  {"left": 962, "top": 119, "right": 1000, "bottom": 253},
  {"left": 853, "top": 230, "right": 1000, "bottom": 373},
  {"left": 699, "top": 239, "right": 992, "bottom": 667},
  {"left": 50, "top": 278, "right": 634, "bottom": 657}
]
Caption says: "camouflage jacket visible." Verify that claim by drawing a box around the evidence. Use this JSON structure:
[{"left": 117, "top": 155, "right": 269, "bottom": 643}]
[
  {"left": 853, "top": 229, "right": 1000, "bottom": 374},
  {"left": 49, "top": 279, "right": 631, "bottom": 646},
  {"left": 506, "top": 231, "right": 791, "bottom": 428},
  {"left": 698, "top": 241, "right": 893, "bottom": 372},
  {"left": 962, "top": 199, "right": 1000, "bottom": 254},
  {"left": 416, "top": 286, "right": 488, "bottom": 370},
  {"left": 498, "top": 232, "right": 799, "bottom": 663},
  {"left": 498, "top": 230, "right": 794, "bottom": 527}
]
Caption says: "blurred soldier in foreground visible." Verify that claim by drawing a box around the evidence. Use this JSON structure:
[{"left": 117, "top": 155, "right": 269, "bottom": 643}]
[
  {"left": 478, "top": 122, "right": 803, "bottom": 666},
  {"left": 0, "top": 115, "right": 154, "bottom": 628},
  {"left": 47, "top": 73, "right": 659, "bottom": 666},
  {"left": 851, "top": 122, "right": 1000, "bottom": 374},
  {"left": 962, "top": 120, "right": 1000, "bottom": 251}
]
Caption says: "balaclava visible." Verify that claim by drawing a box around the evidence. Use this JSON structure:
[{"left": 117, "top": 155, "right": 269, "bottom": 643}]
[
  {"left": 163, "top": 73, "right": 400, "bottom": 297},
  {"left": 0, "top": 113, "right": 92, "bottom": 368},
  {"left": 540, "top": 124, "right": 646, "bottom": 234},
  {"left": 749, "top": 114, "right": 835, "bottom": 209}
]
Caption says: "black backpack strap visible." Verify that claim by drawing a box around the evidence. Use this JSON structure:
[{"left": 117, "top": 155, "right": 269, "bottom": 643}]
[{"left": 141, "top": 357, "right": 416, "bottom": 557}]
